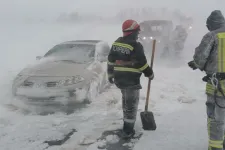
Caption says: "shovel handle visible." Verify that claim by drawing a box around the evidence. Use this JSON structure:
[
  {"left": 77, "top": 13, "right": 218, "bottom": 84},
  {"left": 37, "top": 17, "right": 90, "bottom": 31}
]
[{"left": 145, "top": 39, "right": 156, "bottom": 111}]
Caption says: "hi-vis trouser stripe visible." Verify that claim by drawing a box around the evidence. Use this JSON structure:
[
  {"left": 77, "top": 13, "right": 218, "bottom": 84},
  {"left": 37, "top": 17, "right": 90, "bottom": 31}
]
[
  {"left": 206, "top": 80, "right": 225, "bottom": 96},
  {"left": 206, "top": 32, "right": 225, "bottom": 96},
  {"left": 112, "top": 42, "right": 134, "bottom": 51},
  {"left": 114, "top": 63, "right": 149, "bottom": 73},
  {"left": 207, "top": 118, "right": 224, "bottom": 149}
]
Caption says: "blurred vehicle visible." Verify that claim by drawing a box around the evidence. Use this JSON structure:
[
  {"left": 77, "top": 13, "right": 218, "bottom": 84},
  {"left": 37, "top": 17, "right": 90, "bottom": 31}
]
[
  {"left": 180, "top": 16, "right": 193, "bottom": 32},
  {"left": 138, "top": 20, "right": 173, "bottom": 54},
  {"left": 161, "top": 24, "right": 189, "bottom": 58},
  {"left": 12, "top": 40, "right": 110, "bottom": 105}
]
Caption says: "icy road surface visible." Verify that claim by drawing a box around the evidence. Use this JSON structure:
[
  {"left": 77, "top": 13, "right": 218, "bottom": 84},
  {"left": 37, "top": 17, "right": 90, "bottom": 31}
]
[{"left": 0, "top": 21, "right": 209, "bottom": 150}]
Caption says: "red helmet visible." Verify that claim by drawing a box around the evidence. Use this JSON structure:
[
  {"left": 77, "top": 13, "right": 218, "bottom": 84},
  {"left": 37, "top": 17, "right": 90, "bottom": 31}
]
[{"left": 122, "top": 19, "right": 140, "bottom": 36}]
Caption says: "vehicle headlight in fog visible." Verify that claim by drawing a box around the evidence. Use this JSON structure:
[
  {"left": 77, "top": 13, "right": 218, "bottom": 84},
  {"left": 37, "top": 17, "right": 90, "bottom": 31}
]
[
  {"left": 142, "top": 37, "right": 146, "bottom": 40},
  {"left": 189, "top": 26, "right": 192, "bottom": 30},
  {"left": 57, "top": 76, "right": 84, "bottom": 86},
  {"left": 150, "top": 37, "right": 153, "bottom": 40}
]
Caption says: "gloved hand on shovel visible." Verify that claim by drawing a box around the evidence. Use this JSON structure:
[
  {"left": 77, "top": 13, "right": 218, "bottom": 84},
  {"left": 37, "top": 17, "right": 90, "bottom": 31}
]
[
  {"left": 144, "top": 68, "right": 154, "bottom": 80},
  {"left": 149, "top": 73, "right": 154, "bottom": 80},
  {"left": 144, "top": 71, "right": 154, "bottom": 80}
]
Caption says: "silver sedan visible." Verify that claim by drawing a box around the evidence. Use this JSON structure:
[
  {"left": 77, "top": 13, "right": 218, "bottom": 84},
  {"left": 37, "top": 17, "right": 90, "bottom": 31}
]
[{"left": 12, "top": 40, "right": 110, "bottom": 106}]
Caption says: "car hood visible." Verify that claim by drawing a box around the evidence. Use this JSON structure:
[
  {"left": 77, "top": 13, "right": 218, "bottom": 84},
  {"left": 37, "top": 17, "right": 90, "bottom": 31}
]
[{"left": 19, "top": 61, "right": 93, "bottom": 77}]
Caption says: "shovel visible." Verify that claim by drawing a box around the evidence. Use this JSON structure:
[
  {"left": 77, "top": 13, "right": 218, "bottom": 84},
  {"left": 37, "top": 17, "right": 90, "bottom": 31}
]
[{"left": 140, "top": 39, "right": 157, "bottom": 130}]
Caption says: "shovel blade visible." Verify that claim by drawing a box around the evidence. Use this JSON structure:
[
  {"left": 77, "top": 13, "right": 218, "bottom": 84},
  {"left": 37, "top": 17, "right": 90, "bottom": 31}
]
[{"left": 140, "top": 111, "right": 156, "bottom": 130}]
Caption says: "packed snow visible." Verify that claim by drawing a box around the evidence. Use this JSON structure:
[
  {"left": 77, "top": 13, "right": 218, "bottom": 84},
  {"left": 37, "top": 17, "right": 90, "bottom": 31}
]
[{"left": 1, "top": 1, "right": 224, "bottom": 150}]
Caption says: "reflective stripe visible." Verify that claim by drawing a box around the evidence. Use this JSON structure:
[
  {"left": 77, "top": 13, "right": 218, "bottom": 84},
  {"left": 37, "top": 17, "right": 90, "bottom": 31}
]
[
  {"left": 205, "top": 33, "right": 225, "bottom": 96},
  {"left": 112, "top": 42, "right": 134, "bottom": 51},
  {"left": 123, "top": 21, "right": 138, "bottom": 31},
  {"left": 107, "top": 61, "right": 115, "bottom": 65},
  {"left": 218, "top": 38, "right": 224, "bottom": 72},
  {"left": 207, "top": 118, "right": 223, "bottom": 149},
  {"left": 124, "top": 118, "right": 136, "bottom": 123},
  {"left": 217, "top": 33, "right": 225, "bottom": 72},
  {"left": 114, "top": 67, "right": 142, "bottom": 73},
  {"left": 206, "top": 81, "right": 225, "bottom": 96},
  {"left": 217, "top": 33, "right": 225, "bottom": 38},
  {"left": 209, "top": 140, "right": 223, "bottom": 145},
  {"left": 139, "top": 63, "right": 149, "bottom": 71},
  {"left": 209, "top": 144, "right": 223, "bottom": 149},
  {"left": 209, "top": 140, "right": 223, "bottom": 148},
  {"left": 114, "top": 63, "right": 149, "bottom": 73}
]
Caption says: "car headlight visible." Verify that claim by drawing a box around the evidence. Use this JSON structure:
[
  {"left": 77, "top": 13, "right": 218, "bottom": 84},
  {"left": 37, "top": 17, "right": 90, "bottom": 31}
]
[
  {"left": 57, "top": 76, "right": 84, "bottom": 86},
  {"left": 189, "top": 26, "right": 192, "bottom": 30},
  {"left": 142, "top": 37, "right": 146, "bottom": 40}
]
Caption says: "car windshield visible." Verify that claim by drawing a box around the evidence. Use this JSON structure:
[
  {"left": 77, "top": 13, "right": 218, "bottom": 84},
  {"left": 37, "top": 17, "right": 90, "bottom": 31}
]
[
  {"left": 44, "top": 43, "right": 95, "bottom": 63},
  {"left": 150, "top": 25, "right": 163, "bottom": 32},
  {"left": 141, "top": 24, "right": 171, "bottom": 37}
]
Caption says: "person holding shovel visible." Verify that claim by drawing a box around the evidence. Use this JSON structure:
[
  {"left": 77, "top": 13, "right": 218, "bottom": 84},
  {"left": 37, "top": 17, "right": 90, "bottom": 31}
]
[
  {"left": 107, "top": 19, "right": 154, "bottom": 138},
  {"left": 188, "top": 10, "right": 225, "bottom": 150}
]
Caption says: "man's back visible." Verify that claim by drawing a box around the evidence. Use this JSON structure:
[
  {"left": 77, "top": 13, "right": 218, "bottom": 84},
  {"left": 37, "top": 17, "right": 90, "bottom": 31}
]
[
  {"left": 108, "top": 36, "right": 152, "bottom": 89},
  {"left": 106, "top": 19, "right": 154, "bottom": 138},
  {"left": 194, "top": 26, "right": 225, "bottom": 74}
]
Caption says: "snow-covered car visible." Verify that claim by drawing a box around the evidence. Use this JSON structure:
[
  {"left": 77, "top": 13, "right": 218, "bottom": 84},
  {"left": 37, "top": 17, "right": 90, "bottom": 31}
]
[
  {"left": 12, "top": 40, "right": 110, "bottom": 105},
  {"left": 139, "top": 20, "right": 173, "bottom": 55}
]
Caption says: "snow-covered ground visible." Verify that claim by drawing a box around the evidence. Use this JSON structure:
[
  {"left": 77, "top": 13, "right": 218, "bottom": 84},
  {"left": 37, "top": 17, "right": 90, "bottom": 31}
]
[{"left": 0, "top": 11, "right": 213, "bottom": 150}]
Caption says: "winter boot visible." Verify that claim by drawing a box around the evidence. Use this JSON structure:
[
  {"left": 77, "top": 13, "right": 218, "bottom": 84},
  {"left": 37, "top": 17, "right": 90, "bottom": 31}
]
[{"left": 120, "top": 122, "right": 135, "bottom": 139}]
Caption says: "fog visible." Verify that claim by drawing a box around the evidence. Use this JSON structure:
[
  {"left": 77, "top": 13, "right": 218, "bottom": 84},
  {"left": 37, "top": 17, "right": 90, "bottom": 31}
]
[
  {"left": 1, "top": 0, "right": 224, "bottom": 74},
  {"left": 0, "top": 0, "right": 224, "bottom": 21},
  {"left": 0, "top": 1, "right": 225, "bottom": 149}
]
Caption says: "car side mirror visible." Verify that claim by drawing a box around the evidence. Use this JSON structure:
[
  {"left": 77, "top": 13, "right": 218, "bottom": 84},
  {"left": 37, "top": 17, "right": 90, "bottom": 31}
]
[
  {"left": 96, "top": 54, "right": 107, "bottom": 62},
  {"left": 36, "top": 56, "right": 42, "bottom": 60}
]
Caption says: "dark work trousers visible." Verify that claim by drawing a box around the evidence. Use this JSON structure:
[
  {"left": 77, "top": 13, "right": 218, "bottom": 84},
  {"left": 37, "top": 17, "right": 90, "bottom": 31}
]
[{"left": 121, "top": 88, "right": 140, "bottom": 132}]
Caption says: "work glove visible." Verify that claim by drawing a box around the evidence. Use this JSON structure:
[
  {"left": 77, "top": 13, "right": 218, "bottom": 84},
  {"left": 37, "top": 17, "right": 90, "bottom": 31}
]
[
  {"left": 188, "top": 60, "right": 197, "bottom": 70},
  {"left": 149, "top": 73, "right": 154, "bottom": 80},
  {"left": 108, "top": 77, "right": 114, "bottom": 84},
  {"left": 202, "top": 75, "right": 210, "bottom": 82}
]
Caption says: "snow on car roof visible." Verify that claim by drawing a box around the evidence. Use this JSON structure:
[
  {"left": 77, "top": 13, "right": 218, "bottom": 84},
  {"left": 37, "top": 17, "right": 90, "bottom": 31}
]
[
  {"left": 140, "top": 20, "right": 173, "bottom": 25},
  {"left": 61, "top": 40, "right": 102, "bottom": 45}
]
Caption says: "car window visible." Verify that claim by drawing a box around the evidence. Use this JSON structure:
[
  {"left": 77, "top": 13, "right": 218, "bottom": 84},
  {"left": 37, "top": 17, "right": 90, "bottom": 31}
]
[
  {"left": 151, "top": 26, "right": 163, "bottom": 31},
  {"left": 44, "top": 43, "right": 96, "bottom": 63}
]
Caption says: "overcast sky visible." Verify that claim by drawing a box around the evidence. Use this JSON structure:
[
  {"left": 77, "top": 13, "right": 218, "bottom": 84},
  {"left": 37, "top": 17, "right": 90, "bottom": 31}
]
[{"left": 0, "top": 0, "right": 224, "bottom": 20}]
